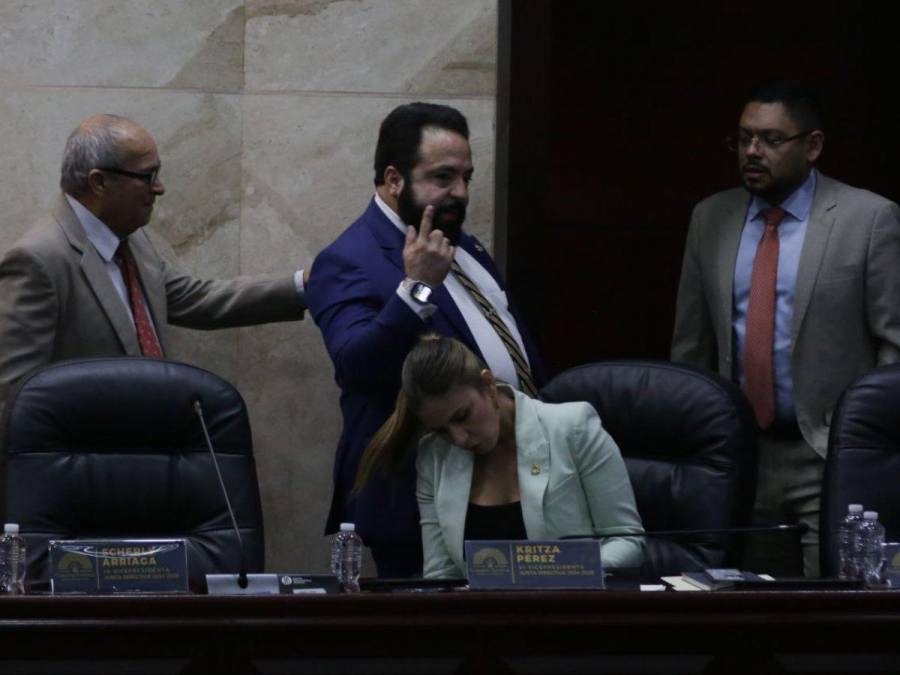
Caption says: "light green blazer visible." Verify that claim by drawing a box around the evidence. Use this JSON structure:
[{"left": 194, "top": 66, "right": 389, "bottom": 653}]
[{"left": 416, "top": 389, "right": 645, "bottom": 579}]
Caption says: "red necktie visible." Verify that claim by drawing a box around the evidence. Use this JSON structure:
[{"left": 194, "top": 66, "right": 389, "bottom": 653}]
[
  {"left": 743, "top": 207, "right": 786, "bottom": 428},
  {"left": 115, "top": 241, "right": 164, "bottom": 358}
]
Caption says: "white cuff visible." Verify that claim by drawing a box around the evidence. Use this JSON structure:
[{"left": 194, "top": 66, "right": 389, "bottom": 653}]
[{"left": 293, "top": 270, "right": 306, "bottom": 306}]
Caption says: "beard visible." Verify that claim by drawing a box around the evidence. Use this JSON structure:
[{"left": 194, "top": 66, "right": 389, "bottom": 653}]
[
  {"left": 396, "top": 182, "right": 467, "bottom": 246},
  {"left": 740, "top": 158, "right": 807, "bottom": 205},
  {"left": 740, "top": 161, "right": 772, "bottom": 195}
]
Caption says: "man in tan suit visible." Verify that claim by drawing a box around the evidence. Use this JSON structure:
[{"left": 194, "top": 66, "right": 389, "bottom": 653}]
[
  {"left": 0, "top": 114, "right": 306, "bottom": 414},
  {"left": 672, "top": 81, "right": 900, "bottom": 576}
]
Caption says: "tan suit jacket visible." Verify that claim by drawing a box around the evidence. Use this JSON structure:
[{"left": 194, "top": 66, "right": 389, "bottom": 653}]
[
  {"left": 672, "top": 173, "right": 900, "bottom": 456},
  {"left": 0, "top": 194, "right": 304, "bottom": 412}
]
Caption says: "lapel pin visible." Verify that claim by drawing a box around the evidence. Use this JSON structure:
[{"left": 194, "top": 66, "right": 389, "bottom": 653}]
[{"left": 531, "top": 464, "right": 541, "bottom": 476}]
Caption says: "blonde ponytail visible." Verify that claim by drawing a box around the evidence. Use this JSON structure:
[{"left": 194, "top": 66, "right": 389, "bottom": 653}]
[{"left": 353, "top": 390, "right": 419, "bottom": 495}]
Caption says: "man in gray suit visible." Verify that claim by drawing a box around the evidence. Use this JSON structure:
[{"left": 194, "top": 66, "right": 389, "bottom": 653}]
[
  {"left": 0, "top": 114, "right": 307, "bottom": 415},
  {"left": 672, "top": 81, "right": 900, "bottom": 577}
]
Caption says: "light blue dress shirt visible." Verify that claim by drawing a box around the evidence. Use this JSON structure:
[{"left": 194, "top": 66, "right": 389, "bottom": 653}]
[{"left": 732, "top": 170, "right": 817, "bottom": 423}]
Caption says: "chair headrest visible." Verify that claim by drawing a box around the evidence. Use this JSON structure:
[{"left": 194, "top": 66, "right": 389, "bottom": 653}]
[
  {"left": 3, "top": 357, "right": 252, "bottom": 456},
  {"left": 541, "top": 359, "right": 755, "bottom": 463},
  {"left": 829, "top": 362, "right": 900, "bottom": 454}
]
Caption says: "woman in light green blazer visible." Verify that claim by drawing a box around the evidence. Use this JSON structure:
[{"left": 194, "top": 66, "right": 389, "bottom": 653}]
[{"left": 355, "top": 334, "right": 644, "bottom": 579}]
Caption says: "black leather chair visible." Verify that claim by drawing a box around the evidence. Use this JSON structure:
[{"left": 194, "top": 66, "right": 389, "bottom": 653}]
[
  {"left": 541, "top": 360, "right": 758, "bottom": 576},
  {"left": 0, "top": 357, "right": 265, "bottom": 589},
  {"left": 821, "top": 363, "right": 900, "bottom": 576}
]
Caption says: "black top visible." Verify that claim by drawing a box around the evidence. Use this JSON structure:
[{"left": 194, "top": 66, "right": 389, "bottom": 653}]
[{"left": 464, "top": 501, "right": 528, "bottom": 542}]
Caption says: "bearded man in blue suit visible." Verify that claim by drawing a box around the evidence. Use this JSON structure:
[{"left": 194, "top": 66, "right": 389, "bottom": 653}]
[{"left": 307, "top": 103, "right": 545, "bottom": 577}]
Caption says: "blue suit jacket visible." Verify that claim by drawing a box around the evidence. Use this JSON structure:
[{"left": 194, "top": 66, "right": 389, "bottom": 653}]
[{"left": 307, "top": 198, "right": 545, "bottom": 552}]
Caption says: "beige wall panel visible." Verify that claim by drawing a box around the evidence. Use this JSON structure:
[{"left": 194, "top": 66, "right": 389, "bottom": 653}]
[
  {"left": 0, "top": 0, "right": 497, "bottom": 576},
  {"left": 0, "top": 1, "right": 244, "bottom": 91},
  {"left": 245, "top": 0, "right": 496, "bottom": 95}
]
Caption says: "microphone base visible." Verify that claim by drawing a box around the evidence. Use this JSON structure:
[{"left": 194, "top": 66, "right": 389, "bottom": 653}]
[{"left": 206, "top": 573, "right": 280, "bottom": 595}]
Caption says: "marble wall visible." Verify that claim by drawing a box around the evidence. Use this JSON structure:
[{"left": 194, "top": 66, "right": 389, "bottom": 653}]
[{"left": 0, "top": 0, "right": 497, "bottom": 573}]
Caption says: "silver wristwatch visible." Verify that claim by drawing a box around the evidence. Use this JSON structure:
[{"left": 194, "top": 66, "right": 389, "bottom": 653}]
[{"left": 403, "top": 278, "right": 433, "bottom": 305}]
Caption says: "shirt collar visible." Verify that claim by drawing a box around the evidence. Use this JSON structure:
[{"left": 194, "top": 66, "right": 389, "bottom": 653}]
[
  {"left": 749, "top": 168, "right": 817, "bottom": 224},
  {"left": 374, "top": 193, "right": 408, "bottom": 235},
  {"left": 64, "top": 194, "right": 122, "bottom": 262}
]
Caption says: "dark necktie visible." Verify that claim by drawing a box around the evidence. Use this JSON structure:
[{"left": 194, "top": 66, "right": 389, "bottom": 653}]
[
  {"left": 743, "top": 206, "right": 786, "bottom": 428},
  {"left": 450, "top": 260, "right": 537, "bottom": 397},
  {"left": 115, "top": 240, "right": 164, "bottom": 358}
]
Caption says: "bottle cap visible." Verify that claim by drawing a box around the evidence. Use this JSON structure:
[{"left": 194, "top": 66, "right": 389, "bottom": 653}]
[
  {"left": 848, "top": 504, "right": 863, "bottom": 513},
  {"left": 3, "top": 523, "right": 19, "bottom": 535},
  {"left": 339, "top": 522, "right": 356, "bottom": 532},
  {"left": 863, "top": 511, "right": 878, "bottom": 520}
]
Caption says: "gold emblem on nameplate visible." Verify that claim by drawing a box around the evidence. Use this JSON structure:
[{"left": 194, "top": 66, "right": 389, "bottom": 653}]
[{"left": 531, "top": 464, "right": 541, "bottom": 476}]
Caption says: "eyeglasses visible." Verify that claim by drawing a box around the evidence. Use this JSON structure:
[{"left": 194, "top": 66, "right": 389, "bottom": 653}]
[
  {"left": 725, "top": 130, "right": 814, "bottom": 152},
  {"left": 99, "top": 166, "right": 161, "bottom": 185}
]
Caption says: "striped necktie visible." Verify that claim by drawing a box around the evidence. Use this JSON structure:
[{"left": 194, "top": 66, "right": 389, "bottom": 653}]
[{"left": 450, "top": 260, "right": 537, "bottom": 397}]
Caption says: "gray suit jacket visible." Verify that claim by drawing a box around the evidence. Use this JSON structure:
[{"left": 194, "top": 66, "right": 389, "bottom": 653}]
[
  {"left": 672, "top": 173, "right": 900, "bottom": 456},
  {"left": 0, "top": 194, "right": 304, "bottom": 412}
]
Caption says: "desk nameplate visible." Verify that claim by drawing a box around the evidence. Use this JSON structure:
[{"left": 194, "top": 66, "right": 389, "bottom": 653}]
[
  {"left": 49, "top": 539, "right": 188, "bottom": 594},
  {"left": 465, "top": 539, "right": 604, "bottom": 590}
]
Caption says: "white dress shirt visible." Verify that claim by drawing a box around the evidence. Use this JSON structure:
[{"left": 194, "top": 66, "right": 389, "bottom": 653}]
[{"left": 374, "top": 194, "right": 530, "bottom": 390}]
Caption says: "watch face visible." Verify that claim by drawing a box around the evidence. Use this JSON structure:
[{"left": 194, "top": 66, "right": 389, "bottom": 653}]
[{"left": 411, "top": 282, "right": 432, "bottom": 304}]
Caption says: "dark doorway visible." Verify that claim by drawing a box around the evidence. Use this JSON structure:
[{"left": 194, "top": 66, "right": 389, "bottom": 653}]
[{"left": 496, "top": 0, "right": 900, "bottom": 376}]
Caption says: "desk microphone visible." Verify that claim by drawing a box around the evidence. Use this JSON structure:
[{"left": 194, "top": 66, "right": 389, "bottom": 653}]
[{"left": 194, "top": 400, "right": 249, "bottom": 590}]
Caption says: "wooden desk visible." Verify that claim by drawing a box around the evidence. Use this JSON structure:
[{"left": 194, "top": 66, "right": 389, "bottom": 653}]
[{"left": 1, "top": 590, "right": 899, "bottom": 674}]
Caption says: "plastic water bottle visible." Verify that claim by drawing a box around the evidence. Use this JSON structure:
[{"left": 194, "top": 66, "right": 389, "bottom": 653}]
[
  {"left": 837, "top": 503, "right": 864, "bottom": 580},
  {"left": 0, "top": 523, "right": 27, "bottom": 594},
  {"left": 858, "top": 511, "right": 886, "bottom": 586},
  {"left": 331, "top": 522, "right": 362, "bottom": 593}
]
